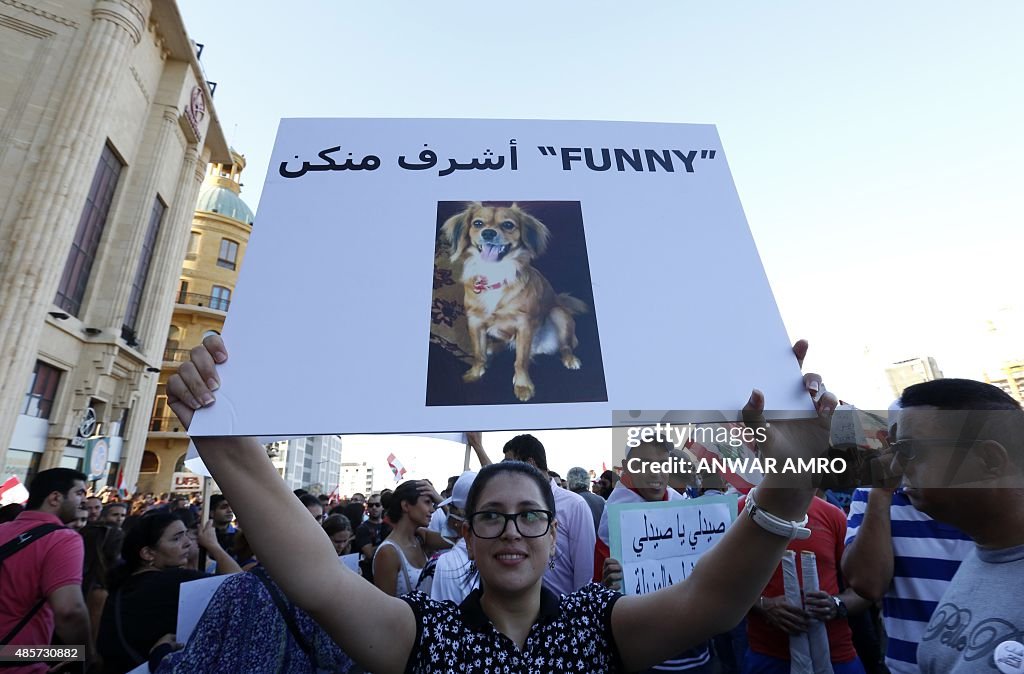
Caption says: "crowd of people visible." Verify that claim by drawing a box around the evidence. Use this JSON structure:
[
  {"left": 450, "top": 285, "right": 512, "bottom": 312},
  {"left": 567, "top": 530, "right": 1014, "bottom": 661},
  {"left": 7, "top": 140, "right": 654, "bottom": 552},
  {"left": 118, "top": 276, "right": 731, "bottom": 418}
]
[{"left": 1, "top": 336, "right": 1022, "bottom": 673}]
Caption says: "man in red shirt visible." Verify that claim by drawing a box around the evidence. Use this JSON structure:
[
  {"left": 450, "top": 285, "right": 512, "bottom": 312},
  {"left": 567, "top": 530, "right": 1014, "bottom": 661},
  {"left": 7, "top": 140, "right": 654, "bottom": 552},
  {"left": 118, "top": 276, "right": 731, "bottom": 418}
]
[
  {"left": 0, "top": 468, "right": 93, "bottom": 673},
  {"left": 741, "top": 493, "right": 869, "bottom": 673}
]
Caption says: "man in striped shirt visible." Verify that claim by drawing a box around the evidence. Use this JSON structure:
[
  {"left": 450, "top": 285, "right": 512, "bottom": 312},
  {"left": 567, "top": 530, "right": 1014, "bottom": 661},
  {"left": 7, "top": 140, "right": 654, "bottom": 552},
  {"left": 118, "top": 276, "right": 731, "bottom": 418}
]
[{"left": 842, "top": 486, "right": 972, "bottom": 673}]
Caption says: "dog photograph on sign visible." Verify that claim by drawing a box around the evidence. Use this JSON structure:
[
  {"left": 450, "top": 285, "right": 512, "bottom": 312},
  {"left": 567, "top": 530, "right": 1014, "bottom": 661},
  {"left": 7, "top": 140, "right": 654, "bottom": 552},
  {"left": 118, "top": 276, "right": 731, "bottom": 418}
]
[{"left": 426, "top": 201, "right": 608, "bottom": 406}]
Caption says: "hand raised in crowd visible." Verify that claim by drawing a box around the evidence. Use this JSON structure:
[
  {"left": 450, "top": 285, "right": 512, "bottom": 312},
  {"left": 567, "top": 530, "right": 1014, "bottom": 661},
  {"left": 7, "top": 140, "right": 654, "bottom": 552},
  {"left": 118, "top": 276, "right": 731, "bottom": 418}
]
[
  {"left": 759, "top": 596, "right": 809, "bottom": 634},
  {"left": 465, "top": 431, "right": 493, "bottom": 466},
  {"left": 742, "top": 340, "right": 838, "bottom": 468},
  {"left": 196, "top": 520, "right": 221, "bottom": 552},
  {"left": 166, "top": 335, "right": 228, "bottom": 429},
  {"left": 602, "top": 557, "right": 624, "bottom": 592},
  {"left": 416, "top": 480, "right": 442, "bottom": 505}
]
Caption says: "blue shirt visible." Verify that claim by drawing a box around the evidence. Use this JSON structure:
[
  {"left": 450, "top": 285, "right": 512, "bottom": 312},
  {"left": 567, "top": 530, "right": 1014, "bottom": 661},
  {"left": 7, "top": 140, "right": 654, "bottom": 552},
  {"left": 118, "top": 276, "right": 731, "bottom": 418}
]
[{"left": 845, "top": 488, "right": 973, "bottom": 674}]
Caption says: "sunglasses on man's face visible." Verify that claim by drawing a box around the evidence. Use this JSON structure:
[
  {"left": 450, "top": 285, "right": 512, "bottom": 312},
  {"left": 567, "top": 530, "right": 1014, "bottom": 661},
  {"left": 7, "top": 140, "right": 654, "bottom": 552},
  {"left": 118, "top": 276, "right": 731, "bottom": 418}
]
[{"left": 890, "top": 438, "right": 980, "bottom": 461}]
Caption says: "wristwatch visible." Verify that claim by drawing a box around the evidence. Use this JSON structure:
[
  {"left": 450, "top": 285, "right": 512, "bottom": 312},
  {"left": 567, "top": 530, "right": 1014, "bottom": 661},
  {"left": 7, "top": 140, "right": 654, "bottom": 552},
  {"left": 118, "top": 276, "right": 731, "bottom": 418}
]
[{"left": 831, "top": 595, "right": 848, "bottom": 619}]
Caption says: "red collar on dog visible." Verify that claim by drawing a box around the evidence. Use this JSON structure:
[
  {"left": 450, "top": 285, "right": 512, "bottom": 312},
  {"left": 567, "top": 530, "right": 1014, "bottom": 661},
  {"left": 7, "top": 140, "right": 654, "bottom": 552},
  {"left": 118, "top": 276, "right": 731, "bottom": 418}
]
[{"left": 472, "top": 276, "right": 507, "bottom": 294}]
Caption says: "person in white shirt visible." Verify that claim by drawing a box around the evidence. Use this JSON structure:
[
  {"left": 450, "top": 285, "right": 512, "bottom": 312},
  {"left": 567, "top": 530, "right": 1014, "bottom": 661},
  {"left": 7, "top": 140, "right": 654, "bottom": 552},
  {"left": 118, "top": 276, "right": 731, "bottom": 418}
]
[
  {"left": 501, "top": 434, "right": 597, "bottom": 596},
  {"left": 431, "top": 471, "right": 479, "bottom": 604}
]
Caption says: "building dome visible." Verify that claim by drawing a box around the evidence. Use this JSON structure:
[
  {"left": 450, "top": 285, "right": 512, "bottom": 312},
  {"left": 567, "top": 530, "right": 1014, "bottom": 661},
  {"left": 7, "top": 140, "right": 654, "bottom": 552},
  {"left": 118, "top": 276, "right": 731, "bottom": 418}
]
[{"left": 194, "top": 183, "right": 254, "bottom": 225}]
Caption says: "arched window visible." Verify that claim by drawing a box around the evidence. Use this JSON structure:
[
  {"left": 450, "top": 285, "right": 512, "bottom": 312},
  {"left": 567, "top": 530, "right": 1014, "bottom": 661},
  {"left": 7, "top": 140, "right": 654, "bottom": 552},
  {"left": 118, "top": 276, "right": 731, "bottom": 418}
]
[
  {"left": 140, "top": 451, "right": 159, "bottom": 473},
  {"left": 174, "top": 453, "right": 187, "bottom": 472}
]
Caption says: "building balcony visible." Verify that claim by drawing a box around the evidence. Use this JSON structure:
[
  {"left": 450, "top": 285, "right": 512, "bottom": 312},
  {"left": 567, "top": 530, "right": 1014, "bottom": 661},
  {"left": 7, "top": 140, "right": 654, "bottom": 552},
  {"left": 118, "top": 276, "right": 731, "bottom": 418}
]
[
  {"left": 163, "top": 348, "right": 192, "bottom": 364},
  {"left": 175, "top": 292, "right": 230, "bottom": 313},
  {"left": 148, "top": 415, "right": 188, "bottom": 437}
]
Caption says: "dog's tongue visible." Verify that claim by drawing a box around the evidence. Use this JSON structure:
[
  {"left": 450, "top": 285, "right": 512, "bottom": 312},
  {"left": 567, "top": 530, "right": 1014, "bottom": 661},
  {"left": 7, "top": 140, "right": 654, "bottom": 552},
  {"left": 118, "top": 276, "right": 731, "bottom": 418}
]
[{"left": 481, "top": 243, "right": 502, "bottom": 262}]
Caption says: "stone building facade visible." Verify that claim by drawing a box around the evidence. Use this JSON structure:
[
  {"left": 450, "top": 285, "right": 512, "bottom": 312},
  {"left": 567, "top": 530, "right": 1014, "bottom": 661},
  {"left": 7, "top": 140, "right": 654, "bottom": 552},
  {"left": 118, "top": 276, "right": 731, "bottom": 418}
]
[
  {"left": 140, "top": 150, "right": 253, "bottom": 495},
  {"left": 0, "top": 0, "right": 230, "bottom": 490}
]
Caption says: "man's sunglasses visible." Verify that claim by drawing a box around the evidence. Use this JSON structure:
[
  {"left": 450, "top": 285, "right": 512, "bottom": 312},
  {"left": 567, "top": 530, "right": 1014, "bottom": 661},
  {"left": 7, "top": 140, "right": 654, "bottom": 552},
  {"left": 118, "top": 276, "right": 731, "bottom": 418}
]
[{"left": 890, "top": 438, "right": 980, "bottom": 461}]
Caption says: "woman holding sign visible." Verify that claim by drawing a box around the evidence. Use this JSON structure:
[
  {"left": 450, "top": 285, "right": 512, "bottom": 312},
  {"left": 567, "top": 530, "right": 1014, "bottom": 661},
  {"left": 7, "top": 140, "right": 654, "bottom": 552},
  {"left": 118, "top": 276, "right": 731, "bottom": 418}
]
[{"left": 168, "top": 336, "right": 833, "bottom": 673}]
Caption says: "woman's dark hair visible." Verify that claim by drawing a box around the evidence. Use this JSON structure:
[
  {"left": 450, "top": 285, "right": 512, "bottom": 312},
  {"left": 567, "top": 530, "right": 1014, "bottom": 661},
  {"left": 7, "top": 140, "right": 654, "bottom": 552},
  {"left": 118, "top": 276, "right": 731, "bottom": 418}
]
[
  {"left": 322, "top": 514, "right": 353, "bottom": 537},
  {"left": 108, "top": 512, "right": 181, "bottom": 589},
  {"left": 81, "top": 523, "right": 123, "bottom": 592},
  {"left": 0, "top": 503, "right": 23, "bottom": 523},
  {"left": 386, "top": 480, "right": 424, "bottom": 523},
  {"left": 465, "top": 461, "right": 556, "bottom": 518},
  {"left": 341, "top": 503, "right": 365, "bottom": 531},
  {"left": 171, "top": 507, "right": 197, "bottom": 530}
]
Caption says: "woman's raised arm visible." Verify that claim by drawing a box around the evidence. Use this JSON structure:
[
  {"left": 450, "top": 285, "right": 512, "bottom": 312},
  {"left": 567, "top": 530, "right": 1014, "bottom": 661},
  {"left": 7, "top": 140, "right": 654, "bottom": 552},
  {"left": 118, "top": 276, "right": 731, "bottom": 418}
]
[
  {"left": 166, "top": 336, "right": 416, "bottom": 672},
  {"left": 612, "top": 363, "right": 834, "bottom": 670}
]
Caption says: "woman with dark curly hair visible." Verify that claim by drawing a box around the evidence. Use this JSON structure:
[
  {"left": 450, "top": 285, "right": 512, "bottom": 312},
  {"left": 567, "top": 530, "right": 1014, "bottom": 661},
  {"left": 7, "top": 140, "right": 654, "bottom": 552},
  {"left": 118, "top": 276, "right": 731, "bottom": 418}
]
[{"left": 97, "top": 512, "right": 240, "bottom": 673}]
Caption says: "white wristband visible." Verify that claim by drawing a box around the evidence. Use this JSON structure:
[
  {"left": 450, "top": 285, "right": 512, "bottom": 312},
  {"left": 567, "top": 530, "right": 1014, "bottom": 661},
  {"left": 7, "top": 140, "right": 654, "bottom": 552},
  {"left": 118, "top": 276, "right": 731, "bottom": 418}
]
[{"left": 744, "top": 488, "right": 811, "bottom": 540}]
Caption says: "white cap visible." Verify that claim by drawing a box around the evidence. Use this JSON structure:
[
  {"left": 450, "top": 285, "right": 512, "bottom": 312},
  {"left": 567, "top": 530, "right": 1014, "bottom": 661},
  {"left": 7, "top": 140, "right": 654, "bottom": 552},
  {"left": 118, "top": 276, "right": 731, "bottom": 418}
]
[{"left": 437, "top": 471, "right": 477, "bottom": 509}]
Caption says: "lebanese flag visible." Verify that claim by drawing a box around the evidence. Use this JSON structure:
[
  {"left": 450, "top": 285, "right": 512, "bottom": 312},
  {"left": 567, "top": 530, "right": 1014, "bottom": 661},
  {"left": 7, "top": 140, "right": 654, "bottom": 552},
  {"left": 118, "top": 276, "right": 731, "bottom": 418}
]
[
  {"left": 116, "top": 466, "right": 128, "bottom": 499},
  {"left": 387, "top": 453, "right": 407, "bottom": 483},
  {"left": 0, "top": 476, "right": 29, "bottom": 506}
]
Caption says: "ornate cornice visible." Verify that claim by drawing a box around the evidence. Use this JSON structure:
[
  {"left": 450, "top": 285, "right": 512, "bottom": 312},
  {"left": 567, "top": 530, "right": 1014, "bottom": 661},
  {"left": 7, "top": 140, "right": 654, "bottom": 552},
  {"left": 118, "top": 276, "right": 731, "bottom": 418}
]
[
  {"left": 0, "top": 11, "right": 56, "bottom": 38},
  {"left": 0, "top": 0, "right": 77, "bottom": 28}
]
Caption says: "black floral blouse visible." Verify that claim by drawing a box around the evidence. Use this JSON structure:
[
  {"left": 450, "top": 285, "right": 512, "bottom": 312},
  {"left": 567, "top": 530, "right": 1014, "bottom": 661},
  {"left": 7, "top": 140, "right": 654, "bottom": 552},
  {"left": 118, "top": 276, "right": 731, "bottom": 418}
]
[{"left": 401, "top": 583, "right": 624, "bottom": 673}]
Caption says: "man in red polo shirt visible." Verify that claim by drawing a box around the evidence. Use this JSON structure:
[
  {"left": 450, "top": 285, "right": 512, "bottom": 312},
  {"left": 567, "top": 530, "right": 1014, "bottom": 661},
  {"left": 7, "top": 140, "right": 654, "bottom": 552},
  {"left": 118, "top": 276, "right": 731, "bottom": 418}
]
[
  {"left": 740, "top": 492, "right": 869, "bottom": 673},
  {"left": 0, "top": 468, "right": 93, "bottom": 673}
]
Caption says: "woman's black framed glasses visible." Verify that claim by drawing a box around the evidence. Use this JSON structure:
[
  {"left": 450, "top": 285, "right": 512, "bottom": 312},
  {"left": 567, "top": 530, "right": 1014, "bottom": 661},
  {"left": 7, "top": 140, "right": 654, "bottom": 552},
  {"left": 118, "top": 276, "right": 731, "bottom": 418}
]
[{"left": 469, "top": 510, "right": 553, "bottom": 539}]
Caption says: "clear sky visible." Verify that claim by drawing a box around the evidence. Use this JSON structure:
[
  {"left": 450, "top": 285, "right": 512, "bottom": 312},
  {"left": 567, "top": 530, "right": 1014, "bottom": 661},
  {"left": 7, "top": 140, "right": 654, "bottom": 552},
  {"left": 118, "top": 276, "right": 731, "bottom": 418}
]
[{"left": 179, "top": 1, "right": 1023, "bottom": 489}]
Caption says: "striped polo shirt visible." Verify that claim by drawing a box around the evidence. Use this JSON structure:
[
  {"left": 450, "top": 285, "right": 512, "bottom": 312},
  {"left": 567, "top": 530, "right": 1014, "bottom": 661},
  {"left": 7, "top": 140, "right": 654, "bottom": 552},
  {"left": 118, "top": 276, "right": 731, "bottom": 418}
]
[{"left": 845, "top": 488, "right": 973, "bottom": 674}]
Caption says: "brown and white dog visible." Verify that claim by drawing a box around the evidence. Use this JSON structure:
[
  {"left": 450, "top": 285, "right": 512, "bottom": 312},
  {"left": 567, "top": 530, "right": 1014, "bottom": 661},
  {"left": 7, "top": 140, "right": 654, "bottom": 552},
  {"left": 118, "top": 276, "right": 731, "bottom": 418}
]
[{"left": 440, "top": 202, "right": 586, "bottom": 401}]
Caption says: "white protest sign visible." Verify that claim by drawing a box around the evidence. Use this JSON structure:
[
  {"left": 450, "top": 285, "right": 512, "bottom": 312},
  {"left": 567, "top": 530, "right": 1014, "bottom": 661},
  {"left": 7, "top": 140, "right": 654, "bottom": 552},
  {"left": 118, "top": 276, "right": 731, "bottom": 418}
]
[
  {"left": 608, "top": 494, "right": 737, "bottom": 596},
  {"left": 176, "top": 574, "right": 236, "bottom": 643},
  {"left": 183, "top": 432, "right": 466, "bottom": 476},
  {"left": 339, "top": 553, "right": 360, "bottom": 573},
  {"left": 189, "top": 119, "right": 812, "bottom": 438}
]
